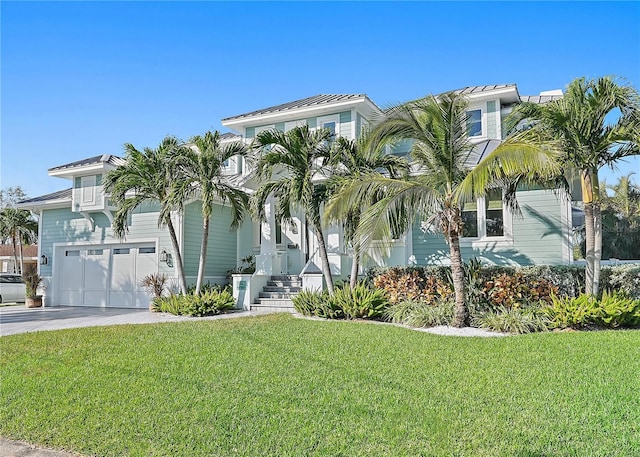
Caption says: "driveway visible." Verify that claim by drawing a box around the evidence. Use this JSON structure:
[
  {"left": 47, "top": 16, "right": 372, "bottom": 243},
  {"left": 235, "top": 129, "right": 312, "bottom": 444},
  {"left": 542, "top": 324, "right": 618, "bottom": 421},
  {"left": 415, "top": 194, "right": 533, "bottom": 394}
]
[{"left": 0, "top": 305, "right": 257, "bottom": 337}]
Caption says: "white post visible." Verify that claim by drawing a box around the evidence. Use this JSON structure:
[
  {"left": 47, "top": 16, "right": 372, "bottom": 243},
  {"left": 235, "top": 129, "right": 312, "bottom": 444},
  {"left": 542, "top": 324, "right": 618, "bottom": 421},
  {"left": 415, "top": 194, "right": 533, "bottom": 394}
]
[{"left": 255, "top": 197, "right": 277, "bottom": 275}]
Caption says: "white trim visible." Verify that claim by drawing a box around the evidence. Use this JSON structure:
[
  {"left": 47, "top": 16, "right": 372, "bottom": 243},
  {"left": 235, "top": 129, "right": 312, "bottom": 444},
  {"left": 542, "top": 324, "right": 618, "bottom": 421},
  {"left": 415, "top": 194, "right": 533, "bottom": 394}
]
[
  {"left": 48, "top": 162, "right": 118, "bottom": 178},
  {"left": 560, "top": 190, "right": 572, "bottom": 264},
  {"left": 317, "top": 114, "right": 340, "bottom": 135},
  {"left": 460, "top": 193, "right": 513, "bottom": 246},
  {"left": 221, "top": 98, "right": 376, "bottom": 130}
]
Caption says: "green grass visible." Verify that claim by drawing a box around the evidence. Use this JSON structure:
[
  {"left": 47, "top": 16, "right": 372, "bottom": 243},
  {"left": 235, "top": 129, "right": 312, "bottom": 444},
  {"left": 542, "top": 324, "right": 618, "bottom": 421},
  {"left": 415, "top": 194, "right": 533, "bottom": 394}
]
[{"left": 1, "top": 314, "right": 639, "bottom": 456}]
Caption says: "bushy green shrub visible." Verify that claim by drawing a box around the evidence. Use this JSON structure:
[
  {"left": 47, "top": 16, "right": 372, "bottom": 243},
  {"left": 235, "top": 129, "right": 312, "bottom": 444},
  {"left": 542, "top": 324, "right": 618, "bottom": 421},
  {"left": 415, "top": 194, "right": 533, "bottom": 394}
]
[
  {"left": 371, "top": 267, "right": 453, "bottom": 304},
  {"left": 600, "top": 265, "right": 640, "bottom": 299},
  {"left": 544, "top": 291, "right": 640, "bottom": 329},
  {"left": 292, "top": 289, "right": 343, "bottom": 319},
  {"left": 152, "top": 289, "right": 235, "bottom": 317},
  {"left": 384, "top": 300, "right": 454, "bottom": 327},
  {"left": 329, "top": 283, "right": 388, "bottom": 319},
  {"left": 472, "top": 307, "right": 550, "bottom": 334},
  {"left": 594, "top": 290, "right": 640, "bottom": 328}
]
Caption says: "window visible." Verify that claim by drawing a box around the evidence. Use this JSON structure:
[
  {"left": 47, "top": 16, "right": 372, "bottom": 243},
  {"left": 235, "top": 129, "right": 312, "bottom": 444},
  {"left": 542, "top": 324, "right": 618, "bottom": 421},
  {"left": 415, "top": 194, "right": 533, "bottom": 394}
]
[
  {"left": 87, "top": 249, "right": 103, "bottom": 255},
  {"left": 65, "top": 250, "right": 80, "bottom": 257},
  {"left": 113, "top": 248, "right": 130, "bottom": 255},
  {"left": 466, "top": 109, "right": 482, "bottom": 137},
  {"left": 317, "top": 114, "right": 340, "bottom": 140},
  {"left": 139, "top": 247, "right": 156, "bottom": 254},
  {"left": 461, "top": 190, "right": 507, "bottom": 240}
]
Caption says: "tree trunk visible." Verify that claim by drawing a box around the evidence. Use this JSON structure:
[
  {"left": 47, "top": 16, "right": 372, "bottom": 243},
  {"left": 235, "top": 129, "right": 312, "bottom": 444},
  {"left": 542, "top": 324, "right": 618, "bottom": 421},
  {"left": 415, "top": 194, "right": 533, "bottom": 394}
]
[
  {"left": 314, "top": 221, "right": 335, "bottom": 294},
  {"left": 583, "top": 203, "right": 595, "bottom": 296},
  {"left": 448, "top": 210, "right": 467, "bottom": 328},
  {"left": 581, "top": 170, "right": 596, "bottom": 296},
  {"left": 593, "top": 202, "right": 602, "bottom": 297},
  {"left": 195, "top": 216, "right": 210, "bottom": 295},
  {"left": 166, "top": 217, "right": 188, "bottom": 295},
  {"left": 11, "top": 235, "right": 19, "bottom": 274},
  {"left": 18, "top": 241, "right": 25, "bottom": 275},
  {"left": 349, "top": 249, "right": 359, "bottom": 289}
]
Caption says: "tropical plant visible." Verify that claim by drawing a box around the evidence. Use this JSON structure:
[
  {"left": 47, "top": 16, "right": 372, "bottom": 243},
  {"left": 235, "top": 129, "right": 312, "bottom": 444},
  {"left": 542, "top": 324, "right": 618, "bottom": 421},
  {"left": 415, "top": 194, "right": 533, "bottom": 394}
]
[
  {"left": 599, "top": 174, "right": 640, "bottom": 259},
  {"left": 471, "top": 306, "right": 550, "bottom": 334},
  {"left": 328, "top": 282, "right": 388, "bottom": 319},
  {"left": 173, "top": 130, "right": 249, "bottom": 294},
  {"left": 104, "top": 136, "right": 189, "bottom": 294},
  {"left": 331, "top": 91, "right": 560, "bottom": 326},
  {"left": 22, "top": 271, "right": 43, "bottom": 298},
  {"left": 326, "top": 132, "right": 409, "bottom": 288},
  {"left": 139, "top": 273, "right": 169, "bottom": 299},
  {"left": 152, "top": 289, "right": 235, "bottom": 317},
  {"left": 251, "top": 125, "right": 336, "bottom": 293},
  {"left": 0, "top": 207, "right": 38, "bottom": 274},
  {"left": 511, "top": 76, "right": 640, "bottom": 296}
]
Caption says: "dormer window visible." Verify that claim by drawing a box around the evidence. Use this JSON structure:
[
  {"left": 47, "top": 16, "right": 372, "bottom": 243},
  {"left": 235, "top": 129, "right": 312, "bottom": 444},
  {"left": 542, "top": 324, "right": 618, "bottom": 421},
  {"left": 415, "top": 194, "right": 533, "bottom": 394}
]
[{"left": 466, "top": 109, "right": 482, "bottom": 137}]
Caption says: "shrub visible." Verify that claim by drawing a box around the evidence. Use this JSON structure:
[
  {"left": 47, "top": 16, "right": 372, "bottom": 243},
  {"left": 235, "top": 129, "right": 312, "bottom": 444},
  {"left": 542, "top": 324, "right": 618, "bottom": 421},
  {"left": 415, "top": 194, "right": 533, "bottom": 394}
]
[
  {"left": 472, "top": 307, "right": 550, "bottom": 334},
  {"left": 140, "top": 273, "right": 169, "bottom": 303},
  {"left": 153, "top": 289, "right": 236, "bottom": 317},
  {"left": 292, "top": 289, "right": 343, "bottom": 319},
  {"left": 372, "top": 267, "right": 453, "bottom": 305},
  {"left": 384, "top": 300, "right": 454, "bottom": 327},
  {"left": 329, "top": 283, "right": 388, "bottom": 320},
  {"left": 482, "top": 272, "right": 558, "bottom": 309},
  {"left": 544, "top": 294, "right": 603, "bottom": 329},
  {"left": 600, "top": 265, "right": 640, "bottom": 299},
  {"left": 594, "top": 290, "right": 640, "bottom": 328}
]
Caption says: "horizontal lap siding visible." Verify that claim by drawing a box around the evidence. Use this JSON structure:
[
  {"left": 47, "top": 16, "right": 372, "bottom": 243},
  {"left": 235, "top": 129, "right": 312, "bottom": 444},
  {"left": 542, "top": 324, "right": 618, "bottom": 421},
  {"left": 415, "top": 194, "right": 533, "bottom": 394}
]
[
  {"left": 182, "top": 202, "right": 238, "bottom": 277},
  {"left": 411, "top": 190, "right": 566, "bottom": 266},
  {"left": 40, "top": 207, "right": 174, "bottom": 276}
]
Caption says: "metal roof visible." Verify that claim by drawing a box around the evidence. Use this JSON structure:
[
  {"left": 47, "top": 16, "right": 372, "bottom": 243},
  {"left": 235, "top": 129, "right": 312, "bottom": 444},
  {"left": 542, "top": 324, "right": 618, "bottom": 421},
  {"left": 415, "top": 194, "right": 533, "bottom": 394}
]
[
  {"left": 219, "top": 132, "right": 242, "bottom": 140},
  {"left": 18, "top": 188, "right": 72, "bottom": 204},
  {"left": 454, "top": 84, "right": 517, "bottom": 95},
  {"left": 520, "top": 95, "right": 563, "bottom": 104},
  {"left": 222, "top": 94, "right": 369, "bottom": 122},
  {"left": 49, "top": 154, "right": 125, "bottom": 172},
  {"left": 465, "top": 139, "right": 502, "bottom": 167}
]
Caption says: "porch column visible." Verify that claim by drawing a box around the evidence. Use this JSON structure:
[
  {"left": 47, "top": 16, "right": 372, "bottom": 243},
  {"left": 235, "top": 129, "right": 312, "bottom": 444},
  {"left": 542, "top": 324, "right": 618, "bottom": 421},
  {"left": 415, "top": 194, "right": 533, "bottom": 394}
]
[{"left": 255, "top": 196, "right": 278, "bottom": 275}]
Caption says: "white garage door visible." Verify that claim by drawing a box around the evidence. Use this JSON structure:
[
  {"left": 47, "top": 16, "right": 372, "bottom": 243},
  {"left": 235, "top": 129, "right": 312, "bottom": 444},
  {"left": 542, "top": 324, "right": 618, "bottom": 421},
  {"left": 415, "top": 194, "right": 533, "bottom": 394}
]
[{"left": 58, "top": 244, "right": 158, "bottom": 308}]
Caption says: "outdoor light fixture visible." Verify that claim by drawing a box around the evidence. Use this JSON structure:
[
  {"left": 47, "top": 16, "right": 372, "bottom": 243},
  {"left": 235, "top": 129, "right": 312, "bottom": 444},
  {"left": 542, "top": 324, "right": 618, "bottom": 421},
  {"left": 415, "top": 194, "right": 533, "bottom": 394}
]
[
  {"left": 160, "top": 249, "right": 168, "bottom": 263},
  {"left": 40, "top": 254, "right": 48, "bottom": 265}
]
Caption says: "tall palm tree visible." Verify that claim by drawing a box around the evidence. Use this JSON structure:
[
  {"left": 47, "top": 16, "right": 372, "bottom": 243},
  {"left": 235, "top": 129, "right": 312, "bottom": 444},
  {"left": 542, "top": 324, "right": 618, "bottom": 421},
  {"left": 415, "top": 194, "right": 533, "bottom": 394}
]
[
  {"left": 512, "top": 76, "right": 640, "bottom": 295},
  {"left": 0, "top": 208, "right": 38, "bottom": 274},
  {"left": 252, "top": 125, "right": 336, "bottom": 293},
  {"left": 327, "top": 133, "right": 409, "bottom": 288},
  {"left": 104, "top": 136, "right": 189, "bottom": 295},
  {"left": 172, "top": 131, "right": 249, "bottom": 295},
  {"left": 331, "top": 92, "right": 561, "bottom": 327}
]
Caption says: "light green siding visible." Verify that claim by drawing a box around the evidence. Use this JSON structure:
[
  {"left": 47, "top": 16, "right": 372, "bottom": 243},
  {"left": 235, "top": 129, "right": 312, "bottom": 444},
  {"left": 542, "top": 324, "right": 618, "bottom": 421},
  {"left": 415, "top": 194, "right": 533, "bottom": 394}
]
[
  {"left": 245, "top": 127, "right": 255, "bottom": 139},
  {"left": 39, "top": 205, "right": 175, "bottom": 277},
  {"left": 411, "top": 190, "right": 567, "bottom": 266},
  {"left": 307, "top": 117, "right": 317, "bottom": 129},
  {"left": 486, "top": 100, "right": 498, "bottom": 139},
  {"left": 182, "top": 202, "right": 238, "bottom": 278},
  {"left": 275, "top": 122, "right": 285, "bottom": 132}
]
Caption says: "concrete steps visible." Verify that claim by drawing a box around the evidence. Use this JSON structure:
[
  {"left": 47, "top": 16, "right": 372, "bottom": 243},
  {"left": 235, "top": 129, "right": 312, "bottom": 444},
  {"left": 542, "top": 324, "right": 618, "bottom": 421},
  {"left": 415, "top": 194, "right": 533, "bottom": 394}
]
[{"left": 251, "top": 275, "right": 300, "bottom": 313}]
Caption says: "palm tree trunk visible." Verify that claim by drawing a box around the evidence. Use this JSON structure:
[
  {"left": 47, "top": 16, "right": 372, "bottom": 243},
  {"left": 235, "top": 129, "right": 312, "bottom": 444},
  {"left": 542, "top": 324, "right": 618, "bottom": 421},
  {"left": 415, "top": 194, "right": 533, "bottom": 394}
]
[
  {"left": 581, "top": 170, "right": 596, "bottom": 296},
  {"left": 593, "top": 202, "right": 602, "bottom": 296},
  {"left": 349, "top": 249, "right": 359, "bottom": 289},
  {"left": 166, "top": 217, "right": 188, "bottom": 295},
  {"left": 195, "top": 216, "right": 210, "bottom": 295},
  {"left": 448, "top": 212, "right": 467, "bottom": 328},
  {"left": 583, "top": 202, "right": 595, "bottom": 296},
  {"left": 11, "top": 235, "right": 19, "bottom": 274},
  {"left": 18, "top": 240, "right": 25, "bottom": 275},
  {"left": 313, "top": 221, "right": 334, "bottom": 294}
]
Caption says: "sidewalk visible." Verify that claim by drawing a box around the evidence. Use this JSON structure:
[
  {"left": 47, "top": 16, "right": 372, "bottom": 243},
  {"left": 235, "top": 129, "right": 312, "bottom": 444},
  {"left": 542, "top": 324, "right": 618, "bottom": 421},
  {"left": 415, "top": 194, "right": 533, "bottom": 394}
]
[{"left": 0, "top": 437, "right": 81, "bottom": 457}]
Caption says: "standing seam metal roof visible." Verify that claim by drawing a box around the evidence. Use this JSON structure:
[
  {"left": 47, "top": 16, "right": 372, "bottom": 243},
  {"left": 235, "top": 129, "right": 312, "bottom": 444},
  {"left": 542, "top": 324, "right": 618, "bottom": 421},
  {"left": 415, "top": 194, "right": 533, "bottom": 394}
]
[
  {"left": 48, "top": 154, "right": 125, "bottom": 172},
  {"left": 222, "top": 94, "right": 368, "bottom": 122},
  {"left": 17, "top": 188, "right": 72, "bottom": 204}
]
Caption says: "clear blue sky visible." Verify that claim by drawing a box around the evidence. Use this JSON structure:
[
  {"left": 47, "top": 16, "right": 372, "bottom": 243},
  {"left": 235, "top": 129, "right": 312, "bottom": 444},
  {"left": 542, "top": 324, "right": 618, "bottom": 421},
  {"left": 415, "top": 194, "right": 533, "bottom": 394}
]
[{"left": 2, "top": 1, "right": 639, "bottom": 198}]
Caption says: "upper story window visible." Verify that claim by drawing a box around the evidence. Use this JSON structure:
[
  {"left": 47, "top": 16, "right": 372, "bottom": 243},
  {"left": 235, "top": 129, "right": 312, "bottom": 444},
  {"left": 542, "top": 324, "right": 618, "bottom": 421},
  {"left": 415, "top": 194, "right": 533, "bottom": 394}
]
[
  {"left": 466, "top": 109, "right": 482, "bottom": 137},
  {"left": 317, "top": 114, "right": 340, "bottom": 140},
  {"left": 461, "top": 189, "right": 508, "bottom": 240}
]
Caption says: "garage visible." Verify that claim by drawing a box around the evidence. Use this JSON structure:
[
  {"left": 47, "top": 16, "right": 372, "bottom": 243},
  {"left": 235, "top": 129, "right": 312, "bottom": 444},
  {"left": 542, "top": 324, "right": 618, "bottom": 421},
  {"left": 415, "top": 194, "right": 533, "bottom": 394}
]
[{"left": 57, "top": 243, "right": 158, "bottom": 308}]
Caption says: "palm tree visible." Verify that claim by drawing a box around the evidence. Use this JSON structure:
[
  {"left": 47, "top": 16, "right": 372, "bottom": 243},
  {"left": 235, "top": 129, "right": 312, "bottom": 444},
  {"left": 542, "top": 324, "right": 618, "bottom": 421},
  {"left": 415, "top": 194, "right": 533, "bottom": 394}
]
[
  {"left": 327, "top": 133, "right": 409, "bottom": 288},
  {"left": 172, "top": 131, "right": 249, "bottom": 295},
  {"left": 512, "top": 76, "right": 640, "bottom": 295},
  {"left": 0, "top": 208, "right": 38, "bottom": 274},
  {"left": 251, "top": 125, "right": 336, "bottom": 293},
  {"left": 330, "top": 92, "right": 561, "bottom": 327},
  {"left": 104, "top": 136, "right": 189, "bottom": 295}
]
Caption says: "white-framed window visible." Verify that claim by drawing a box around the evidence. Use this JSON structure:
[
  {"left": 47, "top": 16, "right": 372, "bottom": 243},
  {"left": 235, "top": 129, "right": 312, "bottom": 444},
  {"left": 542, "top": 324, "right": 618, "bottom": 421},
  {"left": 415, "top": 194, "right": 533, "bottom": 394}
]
[
  {"left": 317, "top": 114, "right": 340, "bottom": 138},
  {"left": 461, "top": 189, "right": 510, "bottom": 241},
  {"left": 466, "top": 109, "right": 483, "bottom": 137}
]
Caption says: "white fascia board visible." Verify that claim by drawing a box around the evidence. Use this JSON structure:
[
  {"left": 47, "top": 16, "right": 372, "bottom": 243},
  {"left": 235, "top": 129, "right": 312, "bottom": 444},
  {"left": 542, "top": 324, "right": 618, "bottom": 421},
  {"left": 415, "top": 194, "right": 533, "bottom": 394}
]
[
  {"left": 466, "top": 87, "right": 520, "bottom": 104},
  {"left": 16, "top": 199, "right": 71, "bottom": 211},
  {"left": 221, "top": 97, "right": 376, "bottom": 130},
  {"left": 48, "top": 162, "right": 119, "bottom": 178}
]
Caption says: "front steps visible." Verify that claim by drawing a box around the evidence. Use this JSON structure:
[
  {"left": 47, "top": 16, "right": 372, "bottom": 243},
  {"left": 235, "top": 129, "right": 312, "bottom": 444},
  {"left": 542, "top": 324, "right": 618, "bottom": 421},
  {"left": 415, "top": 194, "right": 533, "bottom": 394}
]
[{"left": 251, "top": 275, "right": 301, "bottom": 313}]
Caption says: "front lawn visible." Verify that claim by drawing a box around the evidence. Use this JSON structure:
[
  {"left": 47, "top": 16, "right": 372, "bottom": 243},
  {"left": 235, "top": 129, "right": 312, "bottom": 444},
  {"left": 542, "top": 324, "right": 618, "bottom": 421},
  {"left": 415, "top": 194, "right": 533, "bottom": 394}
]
[{"left": 1, "top": 314, "right": 639, "bottom": 456}]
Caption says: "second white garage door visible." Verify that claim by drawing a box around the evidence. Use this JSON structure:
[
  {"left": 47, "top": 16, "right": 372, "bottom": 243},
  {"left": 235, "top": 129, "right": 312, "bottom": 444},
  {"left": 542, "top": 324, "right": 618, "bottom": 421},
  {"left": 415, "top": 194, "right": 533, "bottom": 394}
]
[{"left": 58, "top": 244, "right": 158, "bottom": 308}]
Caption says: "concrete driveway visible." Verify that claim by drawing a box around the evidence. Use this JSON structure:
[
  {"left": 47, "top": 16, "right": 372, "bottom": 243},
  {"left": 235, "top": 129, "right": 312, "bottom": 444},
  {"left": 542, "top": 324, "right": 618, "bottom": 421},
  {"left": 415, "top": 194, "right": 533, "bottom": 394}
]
[{"left": 0, "top": 305, "right": 256, "bottom": 337}]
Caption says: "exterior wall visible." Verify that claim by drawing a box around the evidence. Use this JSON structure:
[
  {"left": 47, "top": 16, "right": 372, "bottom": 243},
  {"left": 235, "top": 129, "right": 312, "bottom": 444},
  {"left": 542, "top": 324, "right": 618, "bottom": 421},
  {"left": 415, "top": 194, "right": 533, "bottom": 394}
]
[
  {"left": 244, "top": 110, "right": 354, "bottom": 141},
  {"left": 411, "top": 189, "right": 569, "bottom": 266},
  {"left": 182, "top": 201, "right": 238, "bottom": 283}
]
